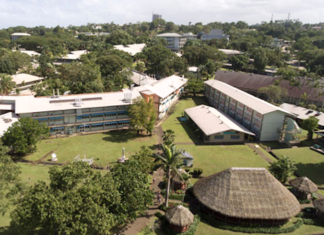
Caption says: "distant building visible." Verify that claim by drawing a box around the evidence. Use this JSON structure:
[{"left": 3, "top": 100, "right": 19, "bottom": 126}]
[
  {"left": 11, "top": 33, "right": 30, "bottom": 41},
  {"left": 55, "top": 50, "right": 88, "bottom": 64},
  {"left": 218, "top": 49, "right": 243, "bottom": 58},
  {"left": 0, "top": 112, "right": 19, "bottom": 137},
  {"left": 271, "top": 38, "right": 284, "bottom": 48},
  {"left": 201, "top": 29, "right": 229, "bottom": 41},
  {"left": 152, "top": 14, "right": 162, "bottom": 21},
  {"left": 130, "top": 71, "right": 156, "bottom": 86},
  {"left": 113, "top": 43, "right": 146, "bottom": 56},
  {"left": 156, "top": 33, "right": 187, "bottom": 51},
  {"left": 11, "top": 73, "right": 44, "bottom": 92},
  {"left": 182, "top": 32, "right": 197, "bottom": 40}
]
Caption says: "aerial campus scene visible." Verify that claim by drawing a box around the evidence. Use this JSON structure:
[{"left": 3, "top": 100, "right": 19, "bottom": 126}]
[{"left": 1, "top": 0, "right": 324, "bottom": 234}]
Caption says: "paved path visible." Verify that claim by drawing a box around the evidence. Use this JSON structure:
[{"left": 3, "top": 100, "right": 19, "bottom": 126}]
[{"left": 122, "top": 168, "right": 164, "bottom": 235}]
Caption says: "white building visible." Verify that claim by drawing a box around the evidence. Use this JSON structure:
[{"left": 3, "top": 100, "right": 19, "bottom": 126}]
[
  {"left": 0, "top": 112, "right": 19, "bottom": 137},
  {"left": 113, "top": 43, "right": 146, "bottom": 56},
  {"left": 11, "top": 73, "right": 44, "bottom": 91},
  {"left": 11, "top": 33, "right": 31, "bottom": 41},
  {"left": 204, "top": 80, "right": 301, "bottom": 143},
  {"left": 156, "top": 33, "right": 187, "bottom": 51},
  {"left": 182, "top": 32, "right": 197, "bottom": 40},
  {"left": 201, "top": 29, "right": 229, "bottom": 41},
  {"left": 136, "top": 75, "right": 187, "bottom": 119},
  {"left": 56, "top": 50, "right": 88, "bottom": 64}
]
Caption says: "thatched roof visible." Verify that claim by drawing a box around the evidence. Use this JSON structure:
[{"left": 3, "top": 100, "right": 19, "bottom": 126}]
[
  {"left": 314, "top": 199, "right": 324, "bottom": 212},
  {"left": 289, "top": 177, "right": 318, "bottom": 193},
  {"left": 165, "top": 205, "right": 194, "bottom": 227},
  {"left": 193, "top": 167, "right": 300, "bottom": 220}
]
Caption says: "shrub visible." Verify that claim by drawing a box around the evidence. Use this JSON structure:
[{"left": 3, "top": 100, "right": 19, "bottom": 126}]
[
  {"left": 298, "top": 199, "right": 311, "bottom": 204},
  {"left": 193, "top": 168, "right": 203, "bottom": 177},
  {"left": 158, "top": 204, "right": 167, "bottom": 212},
  {"left": 155, "top": 211, "right": 163, "bottom": 218}
]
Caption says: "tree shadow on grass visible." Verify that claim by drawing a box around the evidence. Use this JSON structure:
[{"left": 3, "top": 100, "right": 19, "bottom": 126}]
[
  {"left": 295, "top": 162, "right": 324, "bottom": 186},
  {"left": 0, "top": 226, "right": 46, "bottom": 235},
  {"left": 102, "top": 130, "right": 150, "bottom": 143},
  {"left": 177, "top": 118, "right": 202, "bottom": 145}
]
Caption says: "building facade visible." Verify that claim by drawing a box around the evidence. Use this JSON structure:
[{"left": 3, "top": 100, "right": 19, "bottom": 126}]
[
  {"left": 204, "top": 80, "right": 300, "bottom": 142},
  {"left": 156, "top": 33, "right": 187, "bottom": 51},
  {"left": 0, "top": 89, "right": 141, "bottom": 136},
  {"left": 11, "top": 33, "right": 31, "bottom": 41}
]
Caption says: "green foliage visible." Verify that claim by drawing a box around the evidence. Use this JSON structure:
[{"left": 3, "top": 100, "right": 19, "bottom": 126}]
[
  {"left": 229, "top": 54, "right": 249, "bottom": 71},
  {"left": 252, "top": 48, "right": 268, "bottom": 72},
  {"left": 106, "top": 30, "right": 134, "bottom": 45},
  {"left": 0, "top": 73, "right": 15, "bottom": 94},
  {"left": 268, "top": 156, "right": 297, "bottom": 184},
  {"left": 182, "top": 44, "right": 225, "bottom": 66},
  {"left": 2, "top": 117, "right": 49, "bottom": 155},
  {"left": 193, "top": 168, "right": 203, "bottom": 175},
  {"left": 154, "top": 211, "right": 163, "bottom": 219},
  {"left": 163, "top": 129, "right": 176, "bottom": 146},
  {"left": 258, "top": 85, "right": 287, "bottom": 103},
  {"left": 201, "top": 213, "right": 303, "bottom": 234},
  {"left": 301, "top": 116, "right": 319, "bottom": 140},
  {"left": 186, "top": 78, "right": 204, "bottom": 96},
  {"left": 131, "top": 145, "right": 155, "bottom": 174},
  {"left": 0, "top": 141, "right": 21, "bottom": 215},
  {"left": 0, "top": 49, "right": 31, "bottom": 75},
  {"left": 128, "top": 97, "right": 157, "bottom": 134}
]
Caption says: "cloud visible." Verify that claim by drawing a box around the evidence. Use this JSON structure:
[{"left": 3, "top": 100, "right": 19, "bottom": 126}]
[{"left": 0, "top": 0, "right": 323, "bottom": 29}]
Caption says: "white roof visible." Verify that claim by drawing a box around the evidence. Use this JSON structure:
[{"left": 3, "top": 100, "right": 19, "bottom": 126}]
[
  {"left": 0, "top": 112, "right": 19, "bottom": 137},
  {"left": 205, "top": 80, "right": 292, "bottom": 115},
  {"left": 61, "top": 50, "right": 88, "bottom": 60},
  {"left": 130, "top": 71, "right": 156, "bottom": 86},
  {"left": 218, "top": 49, "right": 242, "bottom": 55},
  {"left": 156, "top": 33, "right": 183, "bottom": 38},
  {"left": 11, "top": 73, "right": 44, "bottom": 85},
  {"left": 185, "top": 105, "right": 254, "bottom": 136},
  {"left": 279, "top": 103, "right": 324, "bottom": 126},
  {"left": 19, "top": 50, "right": 40, "bottom": 57},
  {"left": 113, "top": 43, "right": 146, "bottom": 56},
  {"left": 11, "top": 33, "right": 30, "bottom": 36},
  {"left": 188, "top": 66, "right": 198, "bottom": 72},
  {"left": 13, "top": 89, "right": 141, "bottom": 114},
  {"left": 136, "top": 75, "right": 187, "bottom": 99}
]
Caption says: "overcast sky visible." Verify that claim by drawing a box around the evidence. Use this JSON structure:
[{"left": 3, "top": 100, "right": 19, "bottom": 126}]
[{"left": 0, "top": 0, "right": 323, "bottom": 29}]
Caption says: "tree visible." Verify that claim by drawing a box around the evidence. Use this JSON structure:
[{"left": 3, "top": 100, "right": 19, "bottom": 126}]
[
  {"left": 186, "top": 78, "right": 204, "bottom": 96},
  {"left": 258, "top": 85, "right": 287, "bottom": 103},
  {"left": 0, "top": 73, "right": 15, "bottom": 94},
  {"left": 301, "top": 116, "right": 319, "bottom": 140},
  {"left": 252, "top": 48, "right": 268, "bottom": 72},
  {"left": 2, "top": 117, "right": 49, "bottom": 155},
  {"left": 151, "top": 144, "right": 183, "bottom": 207},
  {"left": 11, "top": 162, "right": 120, "bottom": 234},
  {"left": 268, "top": 156, "right": 297, "bottom": 184},
  {"left": 131, "top": 145, "right": 155, "bottom": 174},
  {"left": 162, "top": 129, "right": 176, "bottom": 146},
  {"left": 128, "top": 97, "right": 157, "bottom": 135},
  {"left": 229, "top": 55, "right": 249, "bottom": 71},
  {"left": 0, "top": 141, "right": 21, "bottom": 214}
]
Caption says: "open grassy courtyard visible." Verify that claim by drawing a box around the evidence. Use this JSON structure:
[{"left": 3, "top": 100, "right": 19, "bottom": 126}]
[
  {"left": 25, "top": 130, "right": 157, "bottom": 167},
  {"left": 272, "top": 147, "right": 324, "bottom": 187}
]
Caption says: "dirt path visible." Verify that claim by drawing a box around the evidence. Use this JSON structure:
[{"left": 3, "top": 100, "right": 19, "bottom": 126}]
[
  {"left": 122, "top": 168, "right": 164, "bottom": 235},
  {"left": 245, "top": 143, "right": 274, "bottom": 163}
]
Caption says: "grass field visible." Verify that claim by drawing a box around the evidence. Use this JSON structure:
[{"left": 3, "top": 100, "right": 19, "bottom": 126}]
[
  {"left": 162, "top": 96, "right": 206, "bottom": 144},
  {"left": 25, "top": 130, "right": 156, "bottom": 167},
  {"left": 272, "top": 147, "right": 324, "bottom": 186}
]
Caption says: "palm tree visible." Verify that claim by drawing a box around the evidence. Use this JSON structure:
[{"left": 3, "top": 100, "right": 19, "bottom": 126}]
[
  {"left": 0, "top": 74, "right": 15, "bottom": 95},
  {"left": 162, "top": 129, "right": 175, "bottom": 146},
  {"left": 151, "top": 144, "right": 183, "bottom": 207}
]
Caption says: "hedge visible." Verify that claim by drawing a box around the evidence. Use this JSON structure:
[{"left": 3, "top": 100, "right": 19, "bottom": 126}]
[{"left": 200, "top": 214, "right": 303, "bottom": 234}]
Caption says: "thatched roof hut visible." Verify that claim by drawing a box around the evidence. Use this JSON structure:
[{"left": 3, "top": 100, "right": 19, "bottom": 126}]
[
  {"left": 289, "top": 177, "right": 318, "bottom": 193},
  {"left": 313, "top": 199, "right": 324, "bottom": 219},
  {"left": 165, "top": 205, "right": 194, "bottom": 233},
  {"left": 289, "top": 177, "right": 318, "bottom": 200},
  {"left": 193, "top": 167, "right": 300, "bottom": 225}
]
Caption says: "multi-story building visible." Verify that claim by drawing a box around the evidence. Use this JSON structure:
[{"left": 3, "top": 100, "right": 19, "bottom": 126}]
[
  {"left": 156, "top": 33, "right": 187, "bottom": 51},
  {"left": 136, "top": 75, "right": 187, "bottom": 119},
  {"left": 0, "top": 89, "right": 141, "bottom": 136},
  {"left": 11, "top": 73, "right": 44, "bottom": 93},
  {"left": 11, "top": 33, "right": 31, "bottom": 41},
  {"left": 152, "top": 14, "right": 162, "bottom": 21},
  {"left": 201, "top": 29, "right": 229, "bottom": 41},
  {"left": 204, "top": 80, "right": 301, "bottom": 143}
]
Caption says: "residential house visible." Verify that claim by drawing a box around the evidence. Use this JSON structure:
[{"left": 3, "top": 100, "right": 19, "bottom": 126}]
[{"left": 201, "top": 29, "right": 229, "bottom": 41}]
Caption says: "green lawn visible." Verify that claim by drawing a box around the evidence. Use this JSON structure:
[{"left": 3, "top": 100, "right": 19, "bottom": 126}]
[
  {"left": 178, "top": 145, "right": 272, "bottom": 183},
  {"left": 162, "top": 96, "right": 206, "bottom": 144},
  {"left": 0, "top": 163, "right": 51, "bottom": 228},
  {"left": 25, "top": 130, "right": 156, "bottom": 167},
  {"left": 272, "top": 147, "right": 324, "bottom": 187}
]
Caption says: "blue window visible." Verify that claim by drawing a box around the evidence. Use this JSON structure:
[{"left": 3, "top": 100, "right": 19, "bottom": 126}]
[
  {"left": 105, "top": 112, "right": 117, "bottom": 116},
  {"left": 105, "top": 122, "right": 117, "bottom": 125},
  {"left": 49, "top": 116, "right": 63, "bottom": 120},
  {"left": 36, "top": 118, "right": 48, "bottom": 121},
  {"left": 117, "top": 111, "right": 127, "bottom": 115},
  {"left": 214, "top": 135, "right": 224, "bottom": 140},
  {"left": 91, "top": 113, "right": 104, "bottom": 117},
  {"left": 231, "top": 135, "right": 241, "bottom": 140},
  {"left": 50, "top": 127, "right": 64, "bottom": 131},
  {"left": 77, "top": 115, "right": 90, "bottom": 120}
]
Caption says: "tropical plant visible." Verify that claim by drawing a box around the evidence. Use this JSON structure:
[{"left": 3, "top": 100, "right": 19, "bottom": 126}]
[
  {"left": 151, "top": 144, "right": 183, "bottom": 207},
  {"left": 301, "top": 116, "right": 319, "bottom": 140},
  {"left": 0, "top": 73, "right": 15, "bottom": 94},
  {"left": 268, "top": 156, "right": 297, "bottom": 184},
  {"left": 162, "top": 129, "right": 175, "bottom": 146}
]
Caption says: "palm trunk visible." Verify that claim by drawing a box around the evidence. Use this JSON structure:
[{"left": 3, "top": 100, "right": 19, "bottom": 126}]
[{"left": 165, "top": 168, "right": 171, "bottom": 207}]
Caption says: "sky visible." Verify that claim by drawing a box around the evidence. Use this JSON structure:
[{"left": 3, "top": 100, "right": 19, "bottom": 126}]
[{"left": 0, "top": 0, "right": 323, "bottom": 29}]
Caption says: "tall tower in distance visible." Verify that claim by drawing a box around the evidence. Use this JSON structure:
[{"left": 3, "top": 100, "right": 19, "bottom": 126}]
[{"left": 152, "top": 13, "right": 162, "bottom": 22}]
